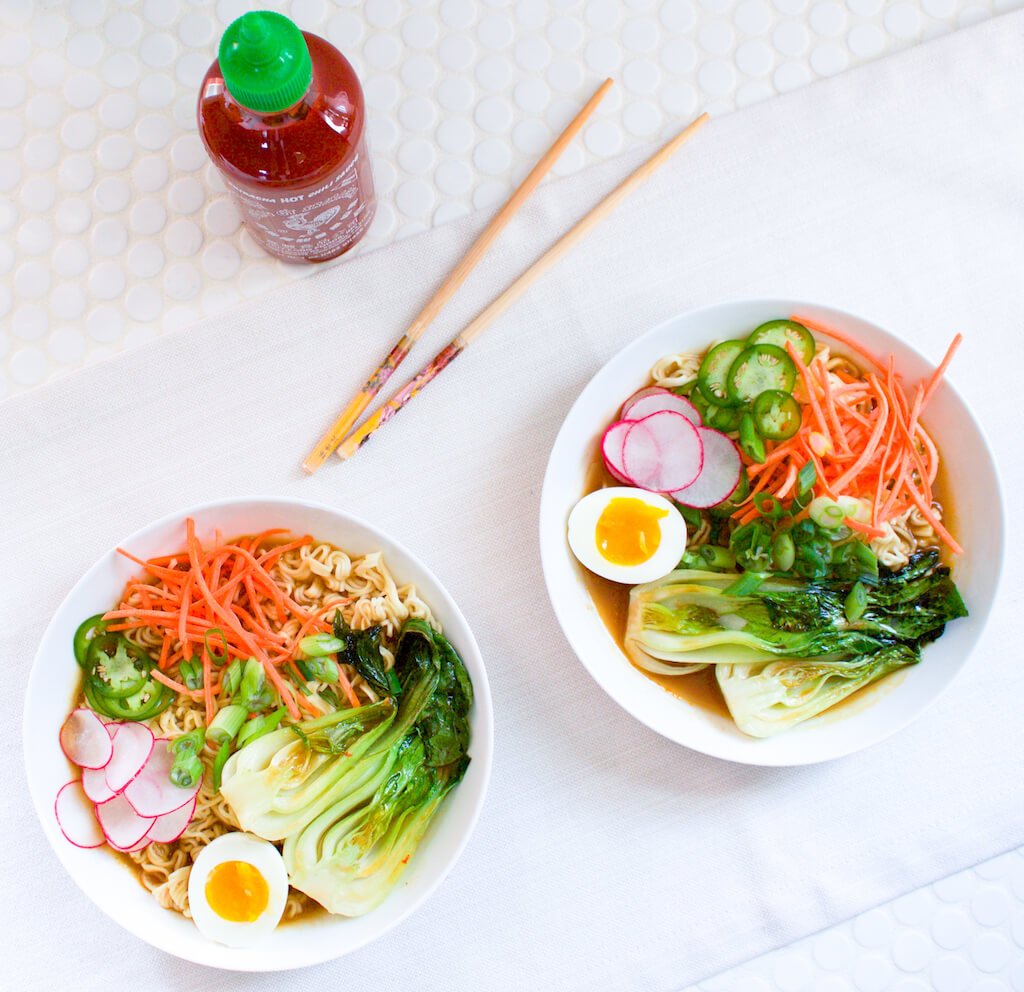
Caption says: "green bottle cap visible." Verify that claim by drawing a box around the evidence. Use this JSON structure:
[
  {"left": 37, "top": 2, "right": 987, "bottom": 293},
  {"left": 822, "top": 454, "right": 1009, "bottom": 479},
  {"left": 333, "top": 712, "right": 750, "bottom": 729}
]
[{"left": 218, "top": 11, "right": 313, "bottom": 114}]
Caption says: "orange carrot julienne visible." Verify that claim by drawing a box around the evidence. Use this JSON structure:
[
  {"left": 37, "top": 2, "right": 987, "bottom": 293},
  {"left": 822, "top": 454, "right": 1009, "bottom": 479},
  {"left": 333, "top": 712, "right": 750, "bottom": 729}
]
[
  {"left": 186, "top": 519, "right": 300, "bottom": 720},
  {"left": 791, "top": 314, "right": 887, "bottom": 372},
  {"left": 741, "top": 328, "right": 961, "bottom": 553},
  {"left": 920, "top": 333, "right": 962, "bottom": 408},
  {"left": 150, "top": 668, "right": 204, "bottom": 700},
  {"left": 845, "top": 517, "right": 887, "bottom": 540}
]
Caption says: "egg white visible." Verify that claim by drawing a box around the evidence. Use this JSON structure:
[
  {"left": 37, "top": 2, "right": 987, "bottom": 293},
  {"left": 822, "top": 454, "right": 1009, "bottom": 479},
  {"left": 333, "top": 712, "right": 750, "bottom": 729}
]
[
  {"left": 567, "top": 487, "right": 688, "bottom": 584},
  {"left": 187, "top": 832, "right": 289, "bottom": 947}
]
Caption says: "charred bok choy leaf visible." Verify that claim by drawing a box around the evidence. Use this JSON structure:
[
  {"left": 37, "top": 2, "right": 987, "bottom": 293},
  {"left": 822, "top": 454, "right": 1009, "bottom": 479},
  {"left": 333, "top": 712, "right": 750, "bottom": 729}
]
[
  {"left": 625, "top": 551, "right": 967, "bottom": 737},
  {"left": 219, "top": 618, "right": 472, "bottom": 916},
  {"left": 333, "top": 612, "right": 403, "bottom": 698}
]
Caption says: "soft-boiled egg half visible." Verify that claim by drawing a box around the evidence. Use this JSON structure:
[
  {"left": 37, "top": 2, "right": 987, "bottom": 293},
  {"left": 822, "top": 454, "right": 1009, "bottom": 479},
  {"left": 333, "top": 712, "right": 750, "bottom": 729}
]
[
  {"left": 568, "top": 487, "right": 687, "bottom": 583},
  {"left": 187, "top": 832, "right": 289, "bottom": 947}
]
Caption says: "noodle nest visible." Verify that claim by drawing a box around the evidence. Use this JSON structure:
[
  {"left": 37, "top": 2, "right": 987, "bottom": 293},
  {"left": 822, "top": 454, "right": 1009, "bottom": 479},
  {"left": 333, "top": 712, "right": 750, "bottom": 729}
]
[{"left": 103, "top": 541, "right": 435, "bottom": 919}]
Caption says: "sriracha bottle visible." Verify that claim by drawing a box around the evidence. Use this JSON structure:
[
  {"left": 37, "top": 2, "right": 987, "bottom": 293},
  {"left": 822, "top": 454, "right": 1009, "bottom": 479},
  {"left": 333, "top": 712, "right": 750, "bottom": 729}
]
[{"left": 198, "top": 11, "right": 375, "bottom": 263}]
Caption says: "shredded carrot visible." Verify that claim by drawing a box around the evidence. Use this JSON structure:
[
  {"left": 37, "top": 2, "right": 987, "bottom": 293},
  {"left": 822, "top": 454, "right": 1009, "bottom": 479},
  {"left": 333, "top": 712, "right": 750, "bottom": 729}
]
[
  {"left": 791, "top": 314, "right": 887, "bottom": 372},
  {"left": 335, "top": 665, "right": 360, "bottom": 709},
  {"left": 738, "top": 328, "right": 962, "bottom": 553},
  {"left": 845, "top": 516, "right": 887, "bottom": 540},
  {"left": 150, "top": 668, "right": 204, "bottom": 700},
  {"left": 104, "top": 522, "right": 381, "bottom": 732},
  {"left": 921, "top": 333, "right": 963, "bottom": 408}
]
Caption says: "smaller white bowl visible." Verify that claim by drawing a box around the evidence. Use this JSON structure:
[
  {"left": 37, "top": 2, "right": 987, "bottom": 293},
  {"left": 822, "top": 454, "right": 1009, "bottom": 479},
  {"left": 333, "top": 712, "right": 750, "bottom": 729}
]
[
  {"left": 540, "top": 299, "right": 1003, "bottom": 766},
  {"left": 24, "top": 497, "right": 493, "bottom": 970}
]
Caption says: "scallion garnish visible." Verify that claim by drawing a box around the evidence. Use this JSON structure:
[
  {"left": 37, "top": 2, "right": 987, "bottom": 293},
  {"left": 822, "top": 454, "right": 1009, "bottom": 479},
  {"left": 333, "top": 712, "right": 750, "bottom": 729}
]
[{"left": 207, "top": 704, "right": 246, "bottom": 746}]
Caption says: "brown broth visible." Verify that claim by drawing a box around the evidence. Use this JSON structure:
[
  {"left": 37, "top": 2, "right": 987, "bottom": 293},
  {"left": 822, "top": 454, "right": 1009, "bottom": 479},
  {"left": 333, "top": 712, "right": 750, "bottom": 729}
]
[{"left": 580, "top": 431, "right": 957, "bottom": 727}]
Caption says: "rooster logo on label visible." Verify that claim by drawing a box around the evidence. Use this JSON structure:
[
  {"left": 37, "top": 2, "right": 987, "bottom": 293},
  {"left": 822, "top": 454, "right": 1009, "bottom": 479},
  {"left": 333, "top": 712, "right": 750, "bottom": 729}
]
[{"left": 283, "top": 205, "right": 342, "bottom": 237}]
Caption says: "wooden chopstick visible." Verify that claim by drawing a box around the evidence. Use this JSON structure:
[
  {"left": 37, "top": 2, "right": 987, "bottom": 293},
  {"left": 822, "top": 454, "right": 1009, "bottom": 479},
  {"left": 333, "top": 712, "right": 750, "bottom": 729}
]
[
  {"left": 336, "top": 112, "right": 710, "bottom": 462},
  {"left": 301, "top": 78, "right": 615, "bottom": 474}
]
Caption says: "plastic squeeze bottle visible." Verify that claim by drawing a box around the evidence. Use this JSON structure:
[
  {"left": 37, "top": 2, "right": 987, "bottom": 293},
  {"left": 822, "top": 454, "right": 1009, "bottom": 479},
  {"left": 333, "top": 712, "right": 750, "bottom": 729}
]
[{"left": 198, "top": 11, "right": 375, "bottom": 263}]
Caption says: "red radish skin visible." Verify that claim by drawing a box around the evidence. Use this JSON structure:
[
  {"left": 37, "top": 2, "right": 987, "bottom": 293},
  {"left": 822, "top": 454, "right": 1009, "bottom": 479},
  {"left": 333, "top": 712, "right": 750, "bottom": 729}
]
[
  {"left": 601, "top": 421, "right": 634, "bottom": 484},
  {"left": 620, "top": 386, "right": 667, "bottom": 417},
  {"left": 124, "top": 738, "right": 202, "bottom": 817},
  {"left": 108, "top": 835, "right": 153, "bottom": 853},
  {"left": 104, "top": 722, "right": 155, "bottom": 794},
  {"left": 81, "top": 765, "right": 117, "bottom": 805},
  {"left": 95, "top": 794, "right": 155, "bottom": 849},
  {"left": 55, "top": 780, "right": 106, "bottom": 850},
  {"left": 59, "top": 709, "right": 114, "bottom": 770},
  {"left": 146, "top": 796, "right": 197, "bottom": 844},
  {"left": 622, "top": 411, "right": 704, "bottom": 494},
  {"left": 622, "top": 390, "right": 702, "bottom": 427},
  {"left": 670, "top": 428, "right": 743, "bottom": 508}
]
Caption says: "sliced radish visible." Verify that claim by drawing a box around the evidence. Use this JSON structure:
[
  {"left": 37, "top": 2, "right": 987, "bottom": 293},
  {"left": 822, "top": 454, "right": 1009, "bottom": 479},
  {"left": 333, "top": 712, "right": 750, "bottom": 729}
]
[
  {"left": 622, "top": 388, "right": 702, "bottom": 427},
  {"left": 95, "top": 794, "right": 155, "bottom": 849},
  {"left": 601, "top": 421, "right": 634, "bottom": 484},
  {"left": 109, "top": 835, "right": 153, "bottom": 853},
  {"left": 620, "top": 386, "right": 666, "bottom": 416},
  {"left": 622, "top": 411, "right": 704, "bottom": 493},
  {"left": 82, "top": 765, "right": 118, "bottom": 804},
  {"left": 146, "top": 796, "right": 197, "bottom": 844},
  {"left": 124, "top": 738, "right": 201, "bottom": 817},
  {"left": 670, "top": 428, "right": 743, "bottom": 508},
  {"left": 104, "top": 722, "right": 154, "bottom": 794},
  {"left": 55, "top": 780, "right": 105, "bottom": 849},
  {"left": 59, "top": 709, "right": 114, "bottom": 770}
]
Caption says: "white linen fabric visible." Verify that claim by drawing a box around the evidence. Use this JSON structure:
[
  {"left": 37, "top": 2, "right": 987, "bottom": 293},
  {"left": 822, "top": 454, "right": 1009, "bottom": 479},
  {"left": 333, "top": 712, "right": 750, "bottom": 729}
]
[{"left": 3, "top": 12, "right": 1024, "bottom": 991}]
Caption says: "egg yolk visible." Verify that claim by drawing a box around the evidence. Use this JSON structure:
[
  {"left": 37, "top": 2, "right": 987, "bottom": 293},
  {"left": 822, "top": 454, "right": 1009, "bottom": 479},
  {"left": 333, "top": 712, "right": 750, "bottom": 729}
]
[
  {"left": 205, "top": 860, "right": 270, "bottom": 923},
  {"left": 595, "top": 497, "right": 668, "bottom": 565}
]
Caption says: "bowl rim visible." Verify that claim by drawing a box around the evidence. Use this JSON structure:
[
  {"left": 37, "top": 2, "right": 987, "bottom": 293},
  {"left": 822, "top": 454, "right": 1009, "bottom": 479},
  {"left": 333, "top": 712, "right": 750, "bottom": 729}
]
[
  {"left": 23, "top": 494, "right": 494, "bottom": 971},
  {"left": 539, "top": 297, "right": 1005, "bottom": 766}
]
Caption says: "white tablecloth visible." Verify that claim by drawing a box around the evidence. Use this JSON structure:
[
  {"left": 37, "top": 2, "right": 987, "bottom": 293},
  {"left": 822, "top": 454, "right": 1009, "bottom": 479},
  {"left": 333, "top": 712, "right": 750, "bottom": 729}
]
[{"left": 4, "top": 12, "right": 1024, "bottom": 991}]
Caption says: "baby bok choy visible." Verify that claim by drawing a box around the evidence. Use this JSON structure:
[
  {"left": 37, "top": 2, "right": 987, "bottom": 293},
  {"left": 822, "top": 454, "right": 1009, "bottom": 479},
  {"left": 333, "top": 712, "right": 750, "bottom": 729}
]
[
  {"left": 219, "top": 618, "right": 472, "bottom": 916},
  {"left": 625, "top": 551, "right": 967, "bottom": 737}
]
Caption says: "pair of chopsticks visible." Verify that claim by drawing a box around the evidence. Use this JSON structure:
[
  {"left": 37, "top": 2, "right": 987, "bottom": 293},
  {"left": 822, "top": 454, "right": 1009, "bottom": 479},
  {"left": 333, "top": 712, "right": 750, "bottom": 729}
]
[{"left": 302, "top": 81, "right": 708, "bottom": 473}]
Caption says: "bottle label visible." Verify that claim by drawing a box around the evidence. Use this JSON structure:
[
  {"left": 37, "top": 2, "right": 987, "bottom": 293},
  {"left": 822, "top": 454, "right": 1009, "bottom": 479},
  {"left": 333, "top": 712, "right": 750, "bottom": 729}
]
[{"left": 224, "top": 148, "right": 374, "bottom": 261}]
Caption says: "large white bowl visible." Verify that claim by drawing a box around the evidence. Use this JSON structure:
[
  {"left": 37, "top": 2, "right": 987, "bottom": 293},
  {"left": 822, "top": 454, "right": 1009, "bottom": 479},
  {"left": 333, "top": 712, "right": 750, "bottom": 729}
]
[
  {"left": 24, "top": 497, "right": 493, "bottom": 970},
  {"left": 540, "top": 299, "right": 1003, "bottom": 765}
]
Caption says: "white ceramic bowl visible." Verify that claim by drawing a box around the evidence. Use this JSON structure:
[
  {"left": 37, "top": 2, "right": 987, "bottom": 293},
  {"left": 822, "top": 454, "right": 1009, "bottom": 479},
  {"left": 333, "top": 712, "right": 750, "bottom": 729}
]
[
  {"left": 24, "top": 497, "right": 493, "bottom": 970},
  {"left": 540, "top": 299, "right": 1003, "bottom": 765}
]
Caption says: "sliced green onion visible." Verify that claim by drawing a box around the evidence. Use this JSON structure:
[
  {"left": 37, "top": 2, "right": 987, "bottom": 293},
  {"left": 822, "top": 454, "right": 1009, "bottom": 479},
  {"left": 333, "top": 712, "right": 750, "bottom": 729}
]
[
  {"left": 677, "top": 550, "right": 706, "bottom": 570},
  {"left": 772, "top": 532, "right": 796, "bottom": 572},
  {"left": 236, "top": 707, "right": 287, "bottom": 750},
  {"left": 169, "top": 727, "right": 205, "bottom": 758},
  {"left": 212, "top": 741, "right": 231, "bottom": 792},
  {"left": 239, "top": 657, "right": 265, "bottom": 705},
  {"left": 221, "top": 658, "right": 242, "bottom": 698},
  {"left": 203, "top": 627, "right": 230, "bottom": 667},
  {"left": 809, "top": 496, "right": 848, "bottom": 530},
  {"left": 299, "top": 633, "right": 344, "bottom": 657},
  {"left": 698, "top": 545, "right": 737, "bottom": 570},
  {"left": 168, "top": 728, "right": 205, "bottom": 788},
  {"left": 845, "top": 580, "right": 869, "bottom": 622},
  {"left": 722, "top": 570, "right": 766, "bottom": 597},
  {"left": 179, "top": 657, "right": 203, "bottom": 690},
  {"left": 850, "top": 539, "right": 879, "bottom": 576},
  {"left": 300, "top": 654, "right": 340, "bottom": 683},
  {"left": 170, "top": 754, "right": 203, "bottom": 789},
  {"left": 797, "top": 460, "right": 816, "bottom": 496},
  {"left": 207, "top": 704, "right": 246, "bottom": 746}
]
